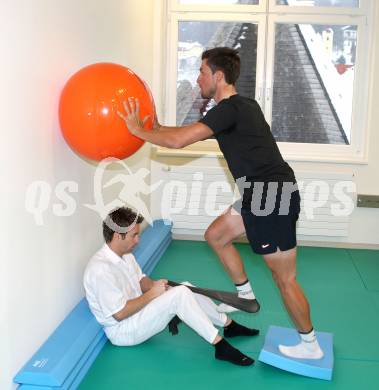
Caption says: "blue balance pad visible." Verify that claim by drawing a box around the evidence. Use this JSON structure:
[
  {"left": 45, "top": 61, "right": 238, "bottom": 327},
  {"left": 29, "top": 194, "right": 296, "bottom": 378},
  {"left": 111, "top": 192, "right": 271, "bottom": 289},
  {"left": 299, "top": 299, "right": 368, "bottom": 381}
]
[{"left": 258, "top": 325, "right": 334, "bottom": 380}]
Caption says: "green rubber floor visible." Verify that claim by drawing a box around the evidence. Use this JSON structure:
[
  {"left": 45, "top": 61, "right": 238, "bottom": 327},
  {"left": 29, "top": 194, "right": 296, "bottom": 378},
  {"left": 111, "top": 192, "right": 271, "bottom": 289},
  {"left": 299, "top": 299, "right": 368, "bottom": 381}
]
[{"left": 79, "top": 241, "right": 379, "bottom": 390}]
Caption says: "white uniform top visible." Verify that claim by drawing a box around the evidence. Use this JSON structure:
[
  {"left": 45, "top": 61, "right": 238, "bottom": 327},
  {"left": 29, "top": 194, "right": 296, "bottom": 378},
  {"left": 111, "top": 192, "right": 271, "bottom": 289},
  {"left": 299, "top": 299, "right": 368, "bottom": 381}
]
[{"left": 83, "top": 244, "right": 145, "bottom": 330}]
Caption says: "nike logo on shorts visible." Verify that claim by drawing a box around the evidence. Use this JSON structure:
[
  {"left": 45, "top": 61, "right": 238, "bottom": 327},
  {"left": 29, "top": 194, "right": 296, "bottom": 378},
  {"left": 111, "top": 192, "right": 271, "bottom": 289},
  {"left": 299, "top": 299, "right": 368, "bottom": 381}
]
[{"left": 261, "top": 244, "right": 270, "bottom": 248}]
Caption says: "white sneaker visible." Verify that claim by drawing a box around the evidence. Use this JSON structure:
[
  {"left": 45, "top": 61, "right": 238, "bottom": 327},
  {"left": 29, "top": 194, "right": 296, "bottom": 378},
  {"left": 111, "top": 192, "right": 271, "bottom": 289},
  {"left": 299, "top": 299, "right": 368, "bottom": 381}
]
[
  {"left": 278, "top": 342, "right": 324, "bottom": 360},
  {"left": 217, "top": 303, "right": 240, "bottom": 313}
]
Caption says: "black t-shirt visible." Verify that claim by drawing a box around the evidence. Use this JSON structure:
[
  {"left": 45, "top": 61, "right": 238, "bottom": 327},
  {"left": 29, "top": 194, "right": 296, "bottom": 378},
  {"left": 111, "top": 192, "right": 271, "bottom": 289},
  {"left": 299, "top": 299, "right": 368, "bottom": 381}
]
[{"left": 199, "top": 94, "right": 295, "bottom": 183}]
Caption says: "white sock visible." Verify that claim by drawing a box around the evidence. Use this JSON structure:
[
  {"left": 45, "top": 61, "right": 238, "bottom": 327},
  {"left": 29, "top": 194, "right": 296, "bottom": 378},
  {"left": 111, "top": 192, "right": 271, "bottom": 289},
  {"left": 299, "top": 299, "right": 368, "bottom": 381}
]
[
  {"left": 278, "top": 329, "right": 324, "bottom": 359},
  {"left": 236, "top": 280, "right": 255, "bottom": 300},
  {"left": 217, "top": 280, "right": 255, "bottom": 313}
]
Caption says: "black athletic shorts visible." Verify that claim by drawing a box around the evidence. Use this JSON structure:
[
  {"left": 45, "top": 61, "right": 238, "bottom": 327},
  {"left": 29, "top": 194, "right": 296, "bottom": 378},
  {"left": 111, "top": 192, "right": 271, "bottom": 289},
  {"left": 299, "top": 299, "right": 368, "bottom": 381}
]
[{"left": 233, "top": 182, "right": 301, "bottom": 255}]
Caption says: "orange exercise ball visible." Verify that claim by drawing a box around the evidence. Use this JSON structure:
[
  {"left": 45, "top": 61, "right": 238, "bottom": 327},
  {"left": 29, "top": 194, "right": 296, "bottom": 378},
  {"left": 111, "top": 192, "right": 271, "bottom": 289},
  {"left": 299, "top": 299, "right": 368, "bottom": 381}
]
[{"left": 59, "top": 63, "right": 154, "bottom": 161}]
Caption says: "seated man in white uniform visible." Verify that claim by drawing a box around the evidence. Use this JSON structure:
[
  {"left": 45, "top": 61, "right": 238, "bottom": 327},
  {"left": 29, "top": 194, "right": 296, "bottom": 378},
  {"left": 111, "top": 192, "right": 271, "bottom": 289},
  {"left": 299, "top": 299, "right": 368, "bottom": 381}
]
[{"left": 84, "top": 207, "right": 259, "bottom": 366}]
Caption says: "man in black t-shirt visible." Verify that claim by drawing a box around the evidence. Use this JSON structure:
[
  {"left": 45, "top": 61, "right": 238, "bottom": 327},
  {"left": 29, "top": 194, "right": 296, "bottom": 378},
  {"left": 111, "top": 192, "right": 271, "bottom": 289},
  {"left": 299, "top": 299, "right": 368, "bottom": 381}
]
[{"left": 118, "top": 47, "right": 323, "bottom": 360}]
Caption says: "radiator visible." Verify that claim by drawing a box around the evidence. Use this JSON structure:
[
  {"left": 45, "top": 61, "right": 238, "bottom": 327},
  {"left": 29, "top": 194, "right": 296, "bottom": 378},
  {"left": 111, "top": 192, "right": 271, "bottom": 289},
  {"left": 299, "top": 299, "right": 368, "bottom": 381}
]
[{"left": 152, "top": 164, "right": 355, "bottom": 239}]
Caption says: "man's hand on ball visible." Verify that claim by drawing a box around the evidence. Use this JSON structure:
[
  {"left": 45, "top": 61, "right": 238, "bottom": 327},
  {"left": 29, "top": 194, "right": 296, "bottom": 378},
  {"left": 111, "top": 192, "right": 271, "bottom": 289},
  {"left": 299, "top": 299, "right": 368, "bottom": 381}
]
[{"left": 117, "top": 97, "right": 150, "bottom": 135}]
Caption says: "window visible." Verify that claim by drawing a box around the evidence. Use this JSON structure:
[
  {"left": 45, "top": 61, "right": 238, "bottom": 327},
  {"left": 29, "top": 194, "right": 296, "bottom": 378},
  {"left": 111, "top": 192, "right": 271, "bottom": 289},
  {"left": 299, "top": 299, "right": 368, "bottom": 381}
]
[
  {"left": 271, "top": 23, "right": 356, "bottom": 144},
  {"left": 177, "top": 21, "right": 258, "bottom": 125},
  {"left": 159, "top": 0, "right": 372, "bottom": 162}
]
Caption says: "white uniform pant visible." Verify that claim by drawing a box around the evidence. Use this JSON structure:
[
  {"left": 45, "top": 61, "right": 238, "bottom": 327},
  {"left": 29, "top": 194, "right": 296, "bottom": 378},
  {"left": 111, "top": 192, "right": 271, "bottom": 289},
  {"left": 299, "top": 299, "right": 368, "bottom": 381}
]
[{"left": 106, "top": 283, "right": 227, "bottom": 346}]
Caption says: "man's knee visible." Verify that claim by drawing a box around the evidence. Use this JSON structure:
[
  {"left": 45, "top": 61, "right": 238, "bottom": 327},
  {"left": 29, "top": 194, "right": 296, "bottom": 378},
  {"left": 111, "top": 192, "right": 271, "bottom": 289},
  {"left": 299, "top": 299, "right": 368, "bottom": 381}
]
[
  {"left": 166, "top": 285, "right": 193, "bottom": 310},
  {"left": 272, "top": 272, "right": 296, "bottom": 292},
  {"left": 173, "top": 285, "right": 191, "bottom": 296},
  {"left": 204, "top": 224, "right": 219, "bottom": 244},
  {"left": 205, "top": 222, "right": 232, "bottom": 248}
]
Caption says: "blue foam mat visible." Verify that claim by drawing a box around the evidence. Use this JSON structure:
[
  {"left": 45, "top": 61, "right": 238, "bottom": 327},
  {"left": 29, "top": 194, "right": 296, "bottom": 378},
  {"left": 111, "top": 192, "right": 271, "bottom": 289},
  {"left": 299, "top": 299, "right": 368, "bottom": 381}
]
[
  {"left": 15, "top": 300, "right": 103, "bottom": 386},
  {"left": 145, "top": 241, "right": 171, "bottom": 274},
  {"left": 61, "top": 332, "right": 107, "bottom": 390},
  {"left": 258, "top": 325, "right": 334, "bottom": 380},
  {"left": 143, "top": 234, "right": 172, "bottom": 275},
  {"left": 138, "top": 231, "right": 171, "bottom": 271},
  {"left": 133, "top": 220, "right": 172, "bottom": 267},
  {"left": 19, "top": 332, "right": 107, "bottom": 390}
]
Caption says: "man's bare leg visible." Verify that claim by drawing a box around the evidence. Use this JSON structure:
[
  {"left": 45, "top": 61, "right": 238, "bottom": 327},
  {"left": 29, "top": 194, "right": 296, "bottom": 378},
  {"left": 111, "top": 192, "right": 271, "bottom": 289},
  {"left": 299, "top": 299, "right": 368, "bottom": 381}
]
[
  {"left": 205, "top": 207, "right": 256, "bottom": 312},
  {"left": 263, "top": 248, "right": 311, "bottom": 331},
  {"left": 204, "top": 207, "right": 247, "bottom": 284},
  {"left": 263, "top": 248, "right": 323, "bottom": 359}
]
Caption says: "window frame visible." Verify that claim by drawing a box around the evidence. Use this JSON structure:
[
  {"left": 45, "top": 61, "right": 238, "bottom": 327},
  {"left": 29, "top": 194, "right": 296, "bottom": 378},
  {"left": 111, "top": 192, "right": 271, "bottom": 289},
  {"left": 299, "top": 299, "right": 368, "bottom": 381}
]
[
  {"left": 169, "top": 0, "right": 266, "bottom": 13},
  {"left": 270, "top": 0, "right": 370, "bottom": 16},
  {"left": 265, "top": 13, "right": 371, "bottom": 163},
  {"left": 154, "top": 0, "right": 374, "bottom": 164},
  {"left": 165, "top": 12, "right": 267, "bottom": 126}
]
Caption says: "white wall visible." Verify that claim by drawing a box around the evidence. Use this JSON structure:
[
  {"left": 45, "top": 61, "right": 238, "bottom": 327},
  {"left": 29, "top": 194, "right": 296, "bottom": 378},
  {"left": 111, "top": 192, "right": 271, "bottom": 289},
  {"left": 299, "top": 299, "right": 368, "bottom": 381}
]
[{"left": 0, "top": 1, "right": 154, "bottom": 388}]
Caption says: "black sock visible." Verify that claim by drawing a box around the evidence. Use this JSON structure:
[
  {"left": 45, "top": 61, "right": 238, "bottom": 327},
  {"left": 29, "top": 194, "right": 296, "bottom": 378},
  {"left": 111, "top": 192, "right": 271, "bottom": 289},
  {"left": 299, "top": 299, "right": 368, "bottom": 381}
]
[
  {"left": 214, "top": 338, "right": 254, "bottom": 366},
  {"left": 224, "top": 320, "right": 259, "bottom": 338},
  {"left": 168, "top": 315, "right": 182, "bottom": 336}
]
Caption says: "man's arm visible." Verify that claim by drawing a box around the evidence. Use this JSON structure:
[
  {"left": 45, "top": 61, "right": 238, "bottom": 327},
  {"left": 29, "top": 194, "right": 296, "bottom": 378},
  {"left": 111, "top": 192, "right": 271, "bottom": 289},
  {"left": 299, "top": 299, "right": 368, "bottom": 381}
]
[
  {"left": 139, "top": 276, "right": 154, "bottom": 292},
  {"left": 112, "top": 279, "right": 167, "bottom": 322},
  {"left": 117, "top": 98, "right": 214, "bottom": 149},
  {"left": 133, "top": 122, "right": 213, "bottom": 149}
]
